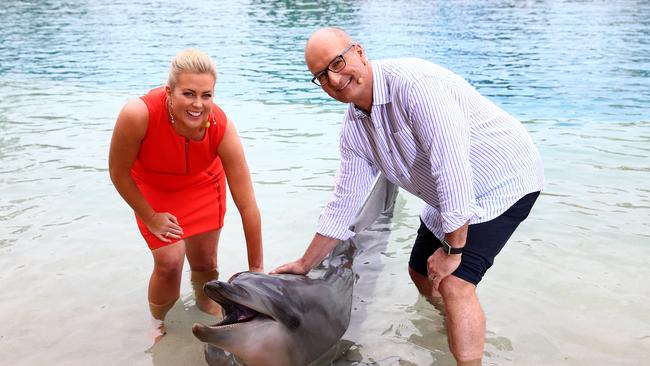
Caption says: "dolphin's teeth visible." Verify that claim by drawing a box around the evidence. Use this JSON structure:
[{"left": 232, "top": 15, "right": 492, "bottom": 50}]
[
  {"left": 210, "top": 301, "right": 260, "bottom": 328},
  {"left": 237, "top": 313, "right": 256, "bottom": 322},
  {"left": 209, "top": 312, "right": 260, "bottom": 329}
]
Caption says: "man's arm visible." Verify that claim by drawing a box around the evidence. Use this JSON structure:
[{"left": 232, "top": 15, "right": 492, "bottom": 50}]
[
  {"left": 271, "top": 119, "right": 377, "bottom": 274},
  {"left": 409, "top": 77, "right": 476, "bottom": 235},
  {"left": 409, "top": 78, "right": 475, "bottom": 289},
  {"left": 270, "top": 234, "right": 339, "bottom": 275}
]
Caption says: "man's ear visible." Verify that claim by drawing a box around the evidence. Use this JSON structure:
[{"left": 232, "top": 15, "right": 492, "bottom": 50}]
[{"left": 355, "top": 44, "right": 368, "bottom": 64}]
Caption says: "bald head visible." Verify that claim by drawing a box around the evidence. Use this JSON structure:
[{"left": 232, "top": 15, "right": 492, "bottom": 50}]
[
  {"left": 306, "top": 28, "right": 352, "bottom": 54},
  {"left": 305, "top": 28, "right": 354, "bottom": 71}
]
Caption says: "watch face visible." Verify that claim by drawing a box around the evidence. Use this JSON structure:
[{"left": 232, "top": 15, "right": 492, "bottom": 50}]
[{"left": 442, "top": 240, "right": 452, "bottom": 253}]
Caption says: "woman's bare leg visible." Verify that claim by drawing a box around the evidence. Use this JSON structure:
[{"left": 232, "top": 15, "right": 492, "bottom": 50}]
[{"left": 185, "top": 229, "right": 221, "bottom": 316}]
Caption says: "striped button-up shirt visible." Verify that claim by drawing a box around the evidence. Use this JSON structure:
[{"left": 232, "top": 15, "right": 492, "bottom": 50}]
[{"left": 317, "top": 58, "right": 544, "bottom": 241}]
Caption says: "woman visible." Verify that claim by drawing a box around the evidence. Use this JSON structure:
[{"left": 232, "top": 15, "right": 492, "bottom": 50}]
[{"left": 108, "top": 49, "right": 264, "bottom": 334}]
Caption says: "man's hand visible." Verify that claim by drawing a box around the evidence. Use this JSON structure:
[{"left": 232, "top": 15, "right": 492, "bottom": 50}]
[
  {"left": 427, "top": 248, "right": 462, "bottom": 291},
  {"left": 270, "top": 234, "right": 340, "bottom": 275},
  {"left": 270, "top": 259, "right": 310, "bottom": 275}
]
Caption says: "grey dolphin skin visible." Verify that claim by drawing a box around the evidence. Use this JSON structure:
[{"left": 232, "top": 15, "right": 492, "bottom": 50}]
[{"left": 192, "top": 176, "right": 398, "bottom": 366}]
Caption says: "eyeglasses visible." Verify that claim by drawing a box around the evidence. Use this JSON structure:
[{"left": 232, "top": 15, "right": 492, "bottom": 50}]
[{"left": 311, "top": 44, "right": 356, "bottom": 87}]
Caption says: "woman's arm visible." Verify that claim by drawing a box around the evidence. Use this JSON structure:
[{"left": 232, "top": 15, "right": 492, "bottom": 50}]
[
  {"left": 217, "top": 119, "right": 264, "bottom": 271},
  {"left": 108, "top": 98, "right": 183, "bottom": 243}
]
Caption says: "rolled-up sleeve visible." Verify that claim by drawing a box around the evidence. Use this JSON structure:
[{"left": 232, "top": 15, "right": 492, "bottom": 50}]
[
  {"left": 409, "top": 78, "right": 478, "bottom": 233},
  {"left": 317, "top": 121, "right": 378, "bottom": 240}
]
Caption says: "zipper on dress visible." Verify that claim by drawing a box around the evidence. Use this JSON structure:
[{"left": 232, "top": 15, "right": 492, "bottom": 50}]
[{"left": 185, "top": 138, "right": 190, "bottom": 174}]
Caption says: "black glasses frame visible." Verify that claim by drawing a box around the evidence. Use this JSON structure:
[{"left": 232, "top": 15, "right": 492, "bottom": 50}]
[{"left": 311, "top": 44, "right": 356, "bottom": 86}]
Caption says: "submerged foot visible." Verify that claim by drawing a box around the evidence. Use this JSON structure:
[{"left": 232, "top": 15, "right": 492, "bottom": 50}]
[
  {"left": 426, "top": 293, "right": 446, "bottom": 317},
  {"left": 149, "top": 318, "right": 166, "bottom": 344},
  {"left": 196, "top": 298, "right": 223, "bottom": 319}
]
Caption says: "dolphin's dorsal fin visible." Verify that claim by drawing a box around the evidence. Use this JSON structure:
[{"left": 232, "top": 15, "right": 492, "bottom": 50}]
[
  {"left": 323, "top": 176, "right": 398, "bottom": 280},
  {"left": 348, "top": 175, "right": 398, "bottom": 235}
]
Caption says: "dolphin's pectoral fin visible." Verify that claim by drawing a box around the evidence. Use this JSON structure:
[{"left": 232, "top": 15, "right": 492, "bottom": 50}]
[
  {"left": 204, "top": 344, "right": 238, "bottom": 366},
  {"left": 308, "top": 339, "right": 356, "bottom": 366}
]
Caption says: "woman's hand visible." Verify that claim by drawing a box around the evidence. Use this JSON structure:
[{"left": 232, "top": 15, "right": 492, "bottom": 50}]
[{"left": 145, "top": 212, "right": 184, "bottom": 243}]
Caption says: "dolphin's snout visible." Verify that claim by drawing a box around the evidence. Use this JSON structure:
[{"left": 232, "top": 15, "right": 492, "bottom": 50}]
[
  {"left": 192, "top": 322, "right": 224, "bottom": 344},
  {"left": 204, "top": 280, "right": 230, "bottom": 300},
  {"left": 204, "top": 279, "right": 223, "bottom": 290},
  {"left": 192, "top": 323, "right": 205, "bottom": 338}
]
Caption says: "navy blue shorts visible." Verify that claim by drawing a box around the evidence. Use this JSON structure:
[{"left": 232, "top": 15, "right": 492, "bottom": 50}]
[{"left": 408, "top": 191, "right": 540, "bottom": 285}]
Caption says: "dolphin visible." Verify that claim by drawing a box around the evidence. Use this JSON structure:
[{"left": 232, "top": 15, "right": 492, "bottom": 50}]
[
  {"left": 192, "top": 176, "right": 398, "bottom": 366},
  {"left": 192, "top": 265, "right": 354, "bottom": 366}
]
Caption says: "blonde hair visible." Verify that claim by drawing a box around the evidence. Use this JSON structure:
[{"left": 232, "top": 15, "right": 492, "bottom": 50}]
[{"left": 167, "top": 49, "right": 217, "bottom": 89}]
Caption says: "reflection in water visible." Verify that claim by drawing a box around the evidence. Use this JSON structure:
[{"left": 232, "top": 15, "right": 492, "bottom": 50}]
[
  {"left": 149, "top": 299, "right": 214, "bottom": 366},
  {"left": 406, "top": 296, "right": 450, "bottom": 364}
]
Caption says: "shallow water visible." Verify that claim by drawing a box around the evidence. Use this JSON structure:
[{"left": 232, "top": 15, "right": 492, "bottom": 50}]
[{"left": 1, "top": 1, "right": 649, "bottom": 365}]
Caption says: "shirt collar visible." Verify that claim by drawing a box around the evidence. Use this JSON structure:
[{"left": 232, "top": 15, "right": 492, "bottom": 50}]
[
  {"left": 371, "top": 61, "right": 390, "bottom": 106},
  {"left": 353, "top": 60, "right": 389, "bottom": 119}
]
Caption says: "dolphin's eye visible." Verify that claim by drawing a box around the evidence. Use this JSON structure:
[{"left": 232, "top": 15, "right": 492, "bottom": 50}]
[{"left": 287, "top": 315, "right": 301, "bottom": 330}]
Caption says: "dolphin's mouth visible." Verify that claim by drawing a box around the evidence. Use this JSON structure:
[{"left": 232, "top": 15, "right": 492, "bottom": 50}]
[
  {"left": 202, "top": 279, "right": 274, "bottom": 328},
  {"left": 214, "top": 299, "right": 260, "bottom": 327}
]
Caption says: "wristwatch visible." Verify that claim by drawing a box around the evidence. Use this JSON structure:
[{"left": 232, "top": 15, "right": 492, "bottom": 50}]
[{"left": 441, "top": 239, "right": 464, "bottom": 255}]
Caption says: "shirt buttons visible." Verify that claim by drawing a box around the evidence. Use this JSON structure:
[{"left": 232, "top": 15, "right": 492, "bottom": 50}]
[{"left": 417, "top": 191, "right": 422, "bottom": 195}]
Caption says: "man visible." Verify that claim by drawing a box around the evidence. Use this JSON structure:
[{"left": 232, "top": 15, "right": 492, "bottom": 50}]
[{"left": 271, "top": 27, "right": 543, "bottom": 366}]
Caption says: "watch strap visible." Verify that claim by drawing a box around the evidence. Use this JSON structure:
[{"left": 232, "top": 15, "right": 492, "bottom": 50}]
[{"left": 441, "top": 239, "right": 463, "bottom": 255}]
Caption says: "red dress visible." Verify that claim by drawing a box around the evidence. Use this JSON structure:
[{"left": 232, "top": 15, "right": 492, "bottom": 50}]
[{"left": 131, "top": 87, "right": 228, "bottom": 250}]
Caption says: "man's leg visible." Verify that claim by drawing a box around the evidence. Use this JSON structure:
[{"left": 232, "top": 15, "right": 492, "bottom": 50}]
[
  {"left": 439, "top": 276, "right": 484, "bottom": 365},
  {"left": 409, "top": 267, "right": 482, "bottom": 364},
  {"left": 408, "top": 266, "right": 445, "bottom": 314},
  {"left": 436, "top": 191, "right": 540, "bottom": 363},
  {"left": 408, "top": 191, "right": 540, "bottom": 365}
]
